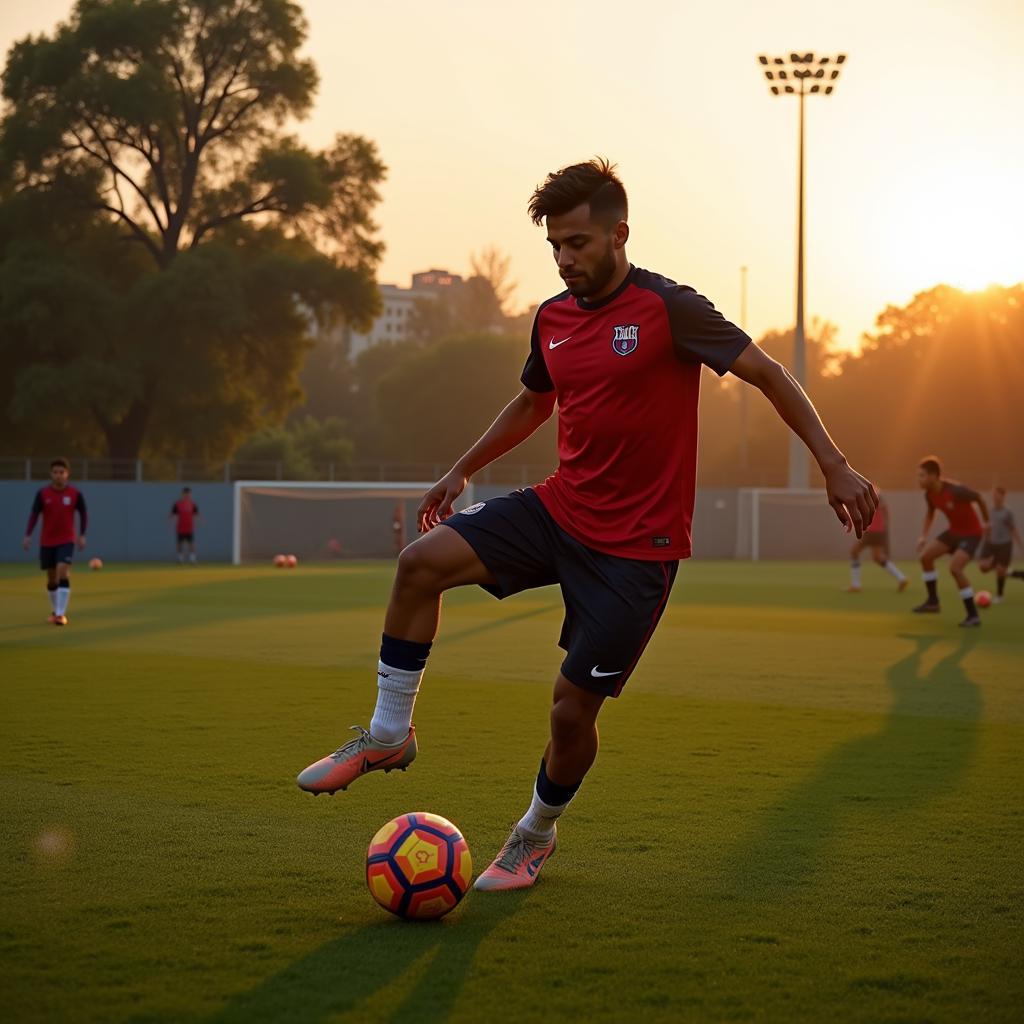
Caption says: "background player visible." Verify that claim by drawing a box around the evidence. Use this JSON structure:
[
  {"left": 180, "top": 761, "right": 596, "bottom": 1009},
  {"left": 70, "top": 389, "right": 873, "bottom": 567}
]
[
  {"left": 296, "top": 158, "right": 877, "bottom": 891},
  {"left": 22, "top": 457, "right": 88, "bottom": 626},
  {"left": 846, "top": 490, "right": 908, "bottom": 592},
  {"left": 978, "top": 486, "right": 1022, "bottom": 603},
  {"left": 170, "top": 487, "right": 199, "bottom": 564},
  {"left": 914, "top": 456, "right": 988, "bottom": 626}
]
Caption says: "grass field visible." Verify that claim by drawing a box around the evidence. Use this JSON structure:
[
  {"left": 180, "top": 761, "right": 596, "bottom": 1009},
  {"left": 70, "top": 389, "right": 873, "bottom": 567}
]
[{"left": 2, "top": 560, "right": 1022, "bottom": 1023}]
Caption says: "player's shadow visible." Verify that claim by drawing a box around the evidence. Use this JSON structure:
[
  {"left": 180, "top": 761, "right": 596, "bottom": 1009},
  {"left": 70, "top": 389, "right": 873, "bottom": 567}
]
[
  {"left": 723, "top": 633, "right": 981, "bottom": 900},
  {"left": 203, "top": 892, "right": 529, "bottom": 1024}
]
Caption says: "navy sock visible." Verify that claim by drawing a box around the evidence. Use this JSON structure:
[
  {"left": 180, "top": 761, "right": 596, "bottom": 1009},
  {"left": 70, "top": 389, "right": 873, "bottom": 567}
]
[
  {"left": 536, "top": 758, "right": 582, "bottom": 806},
  {"left": 997, "top": 575, "right": 1006, "bottom": 596},
  {"left": 963, "top": 596, "right": 977, "bottom": 617},
  {"left": 380, "top": 633, "right": 432, "bottom": 671},
  {"left": 926, "top": 579, "right": 938, "bottom": 602}
]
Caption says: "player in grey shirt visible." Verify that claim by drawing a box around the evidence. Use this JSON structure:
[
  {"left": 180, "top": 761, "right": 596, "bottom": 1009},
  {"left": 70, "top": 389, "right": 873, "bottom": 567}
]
[{"left": 979, "top": 487, "right": 1022, "bottom": 602}]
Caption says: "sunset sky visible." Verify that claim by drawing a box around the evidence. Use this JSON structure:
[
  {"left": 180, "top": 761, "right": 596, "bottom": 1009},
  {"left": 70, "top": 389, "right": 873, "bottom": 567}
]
[{"left": 2, "top": 0, "right": 1021, "bottom": 351}]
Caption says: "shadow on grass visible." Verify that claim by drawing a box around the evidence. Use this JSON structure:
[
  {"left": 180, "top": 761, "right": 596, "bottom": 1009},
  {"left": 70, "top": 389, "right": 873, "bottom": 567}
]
[
  {"left": 204, "top": 893, "right": 528, "bottom": 1024},
  {"left": 724, "top": 633, "right": 982, "bottom": 898}
]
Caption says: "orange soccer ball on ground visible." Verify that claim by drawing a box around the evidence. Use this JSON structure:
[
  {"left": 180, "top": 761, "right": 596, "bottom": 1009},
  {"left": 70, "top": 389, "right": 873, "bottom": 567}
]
[
  {"left": 366, "top": 812, "right": 472, "bottom": 920},
  {"left": 273, "top": 554, "right": 287, "bottom": 567},
  {"left": 976, "top": 590, "right": 992, "bottom": 608},
  {"left": 286, "top": 554, "right": 298, "bottom": 568},
  {"left": 88, "top": 557, "right": 103, "bottom": 571}
]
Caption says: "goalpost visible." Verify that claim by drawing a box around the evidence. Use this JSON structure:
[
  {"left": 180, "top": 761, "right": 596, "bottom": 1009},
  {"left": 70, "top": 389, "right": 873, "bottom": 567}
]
[
  {"left": 735, "top": 488, "right": 840, "bottom": 561},
  {"left": 231, "top": 481, "right": 477, "bottom": 564}
]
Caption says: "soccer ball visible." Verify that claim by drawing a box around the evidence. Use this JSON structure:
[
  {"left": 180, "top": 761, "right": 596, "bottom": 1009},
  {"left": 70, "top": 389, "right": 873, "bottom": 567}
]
[
  {"left": 286, "top": 554, "right": 298, "bottom": 568},
  {"left": 366, "top": 812, "right": 472, "bottom": 920},
  {"left": 88, "top": 557, "right": 103, "bottom": 571},
  {"left": 976, "top": 590, "right": 992, "bottom": 608},
  {"left": 273, "top": 554, "right": 287, "bottom": 568}
]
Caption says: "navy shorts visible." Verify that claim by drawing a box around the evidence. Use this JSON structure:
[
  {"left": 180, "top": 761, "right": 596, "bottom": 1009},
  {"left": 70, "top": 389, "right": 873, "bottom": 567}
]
[
  {"left": 177, "top": 533, "right": 194, "bottom": 543},
  {"left": 441, "top": 489, "right": 678, "bottom": 697},
  {"left": 39, "top": 543, "right": 75, "bottom": 570},
  {"left": 937, "top": 531, "right": 981, "bottom": 557},
  {"left": 980, "top": 540, "right": 1012, "bottom": 567}
]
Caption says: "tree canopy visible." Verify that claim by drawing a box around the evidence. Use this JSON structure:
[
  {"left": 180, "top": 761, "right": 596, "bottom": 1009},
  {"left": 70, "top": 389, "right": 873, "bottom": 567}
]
[{"left": 0, "top": 0, "right": 385, "bottom": 461}]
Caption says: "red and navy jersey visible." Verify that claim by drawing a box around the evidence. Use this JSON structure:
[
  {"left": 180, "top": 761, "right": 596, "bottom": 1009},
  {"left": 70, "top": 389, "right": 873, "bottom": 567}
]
[
  {"left": 522, "top": 265, "right": 750, "bottom": 560},
  {"left": 172, "top": 498, "right": 198, "bottom": 533},
  {"left": 926, "top": 480, "right": 983, "bottom": 536},
  {"left": 26, "top": 485, "right": 88, "bottom": 546},
  {"left": 866, "top": 500, "right": 887, "bottom": 533}
]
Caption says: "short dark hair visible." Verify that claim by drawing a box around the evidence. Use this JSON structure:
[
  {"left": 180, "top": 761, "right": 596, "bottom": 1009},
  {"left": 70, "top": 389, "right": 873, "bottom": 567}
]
[
  {"left": 994, "top": 485, "right": 1006, "bottom": 495},
  {"left": 919, "top": 456, "right": 942, "bottom": 476},
  {"left": 183, "top": 486, "right": 192, "bottom": 493},
  {"left": 50, "top": 457, "right": 69, "bottom": 470},
  {"left": 528, "top": 157, "right": 627, "bottom": 227}
]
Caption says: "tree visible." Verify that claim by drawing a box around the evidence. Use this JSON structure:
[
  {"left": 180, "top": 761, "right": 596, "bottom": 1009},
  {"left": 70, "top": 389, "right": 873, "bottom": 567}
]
[
  {"left": 374, "top": 332, "right": 555, "bottom": 470},
  {"left": 0, "top": 0, "right": 385, "bottom": 461}
]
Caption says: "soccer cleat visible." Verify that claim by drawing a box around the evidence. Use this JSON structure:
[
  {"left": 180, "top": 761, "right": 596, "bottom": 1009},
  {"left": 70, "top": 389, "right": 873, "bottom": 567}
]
[
  {"left": 912, "top": 601, "right": 940, "bottom": 614},
  {"left": 898, "top": 578, "right": 910, "bottom": 593},
  {"left": 473, "top": 827, "right": 556, "bottom": 892},
  {"left": 992, "top": 595, "right": 1003, "bottom": 605},
  {"left": 296, "top": 725, "right": 416, "bottom": 794},
  {"left": 958, "top": 615, "right": 982, "bottom": 628},
  {"left": 845, "top": 585, "right": 861, "bottom": 593},
  {"left": 53, "top": 615, "right": 67, "bottom": 626},
  {"left": 48, "top": 614, "right": 58, "bottom": 625}
]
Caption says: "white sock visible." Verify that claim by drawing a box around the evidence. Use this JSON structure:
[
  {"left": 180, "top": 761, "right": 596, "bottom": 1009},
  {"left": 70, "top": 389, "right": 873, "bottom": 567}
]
[
  {"left": 883, "top": 561, "right": 906, "bottom": 582},
  {"left": 55, "top": 585, "right": 70, "bottom": 616},
  {"left": 48, "top": 588, "right": 58, "bottom": 613},
  {"left": 959, "top": 586, "right": 974, "bottom": 600},
  {"left": 369, "top": 661, "right": 422, "bottom": 744},
  {"left": 517, "top": 788, "right": 567, "bottom": 843},
  {"left": 849, "top": 561, "right": 861, "bottom": 587},
  {"left": 922, "top": 570, "right": 938, "bottom": 582},
  {"left": 189, "top": 553, "right": 197, "bottom": 563}
]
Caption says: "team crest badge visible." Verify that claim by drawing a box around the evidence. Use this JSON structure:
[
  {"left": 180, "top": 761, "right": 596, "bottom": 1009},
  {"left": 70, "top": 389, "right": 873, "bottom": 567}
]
[{"left": 612, "top": 324, "right": 639, "bottom": 356}]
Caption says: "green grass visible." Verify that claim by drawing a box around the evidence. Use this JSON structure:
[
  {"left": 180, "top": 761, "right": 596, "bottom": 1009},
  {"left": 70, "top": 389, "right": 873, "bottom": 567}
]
[{"left": 1, "top": 560, "right": 1022, "bottom": 1023}]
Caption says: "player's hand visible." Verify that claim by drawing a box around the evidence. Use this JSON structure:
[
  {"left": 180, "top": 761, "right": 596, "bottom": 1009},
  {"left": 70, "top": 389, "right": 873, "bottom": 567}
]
[
  {"left": 823, "top": 461, "right": 877, "bottom": 538},
  {"left": 22, "top": 535, "right": 30, "bottom": 551},
  {"left": 77, "top": 535, "right": 87, "bottom": 550},
  {"left": 417, "top": 470, "right": 468, "bottom": 533}
]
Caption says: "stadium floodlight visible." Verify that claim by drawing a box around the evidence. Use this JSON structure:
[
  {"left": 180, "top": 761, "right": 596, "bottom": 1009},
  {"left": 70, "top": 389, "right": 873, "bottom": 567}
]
[{"left": 756, "top": 49, "right": 847, "bottom": 489}]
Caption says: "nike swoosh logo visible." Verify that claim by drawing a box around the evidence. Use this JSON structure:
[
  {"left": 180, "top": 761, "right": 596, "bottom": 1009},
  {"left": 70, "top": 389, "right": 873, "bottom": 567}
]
[
  {"left": 361, "top": 752, "right": 400, "bottom": 772},
  {"left": 590, "top": 666, "right": 621, "bottom": 678},
  {"left": 548, "top": 336, "right": 572, "bottom": 349},
  {"left": 526, "top": 855, "right": 546, "bottom": 877}
]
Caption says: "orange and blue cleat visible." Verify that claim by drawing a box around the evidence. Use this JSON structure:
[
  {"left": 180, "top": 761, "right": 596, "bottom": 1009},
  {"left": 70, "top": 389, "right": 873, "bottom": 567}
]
[
  {"left": 296, "top": 725, "right": 417, "bottom": 795},
  {"left": 473, "top": 827, "right": 556, "bottom": 891}
]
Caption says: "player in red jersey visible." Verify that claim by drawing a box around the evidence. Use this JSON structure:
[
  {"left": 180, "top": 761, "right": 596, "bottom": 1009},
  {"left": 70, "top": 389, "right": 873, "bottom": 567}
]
[
  {"left": 170, "top": 487, "right": 199, "bottom": 564},
  {"left": 913, "top": 456, "right": 989, "bottom": 626},
  {"left": 21, "top": 457, "right": 88, "bottom": 626},
  {"left": 846, "top": 491, "right": 908, "bottom": 592},
  {"left": 297, "top": 159, "right": 877, "bottom": 890}
]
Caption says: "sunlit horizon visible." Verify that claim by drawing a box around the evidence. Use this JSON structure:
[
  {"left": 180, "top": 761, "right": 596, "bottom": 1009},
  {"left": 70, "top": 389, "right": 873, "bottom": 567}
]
[{"left": 1, "top": 0, "right": 1021, "bottom": 353}]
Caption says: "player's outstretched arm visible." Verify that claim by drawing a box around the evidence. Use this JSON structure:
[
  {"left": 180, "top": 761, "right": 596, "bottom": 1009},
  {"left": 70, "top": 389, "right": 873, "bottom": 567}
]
[
  {"left": 23, "top": 492, "right": 43, "bottom": 549},
  {"left": 417, "top": 387, "right": 556, "bottom": 532},
  {"left": 728, "top": 343, "right": 877, "bottom": 537}
]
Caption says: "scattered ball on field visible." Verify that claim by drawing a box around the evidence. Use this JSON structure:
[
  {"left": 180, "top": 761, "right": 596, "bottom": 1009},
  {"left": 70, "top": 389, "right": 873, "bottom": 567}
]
[
  {"left": 88, "top": 558, "right": 103, "bottom": 571},
  {"left": 366, "top": 812, "right": 472, "bottom": 920},
  {"left": 273, "top": 554, "right": 287, "bottom": 567},
  {"left": 976, "top": 590, "right": 992, "bottom": 608},
  {"left": 286, "top": 554, "right": 298, "bottom": 568}
]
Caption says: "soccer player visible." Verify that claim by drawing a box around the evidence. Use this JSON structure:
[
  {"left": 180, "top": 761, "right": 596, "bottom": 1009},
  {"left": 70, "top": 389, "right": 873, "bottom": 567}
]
[
  {"left": 171, "top": 487, "right": 199, "bottom": 564},
  {"left": 21, "top": 457, "right": 88, "bottom": 625},
  {"left": 913, "top": 456, "right": 988, "bottom": 626},
  {"left": 846, "top": 491, "right": 908, "bottom": 592},
  {"left": 978, "top": 487, "right": 1022, "bottom": 603},
  {"left": 297, "top": 159, "right": 876, "bottom": 890}
]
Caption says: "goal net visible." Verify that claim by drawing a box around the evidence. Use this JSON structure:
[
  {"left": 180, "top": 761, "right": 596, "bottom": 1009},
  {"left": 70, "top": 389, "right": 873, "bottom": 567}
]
[
  {"left": 734, "top": 488, "right": 847, "bottom": 560},
  {"left": 232, "top": 481, "right": 476, "bottom": 564}
]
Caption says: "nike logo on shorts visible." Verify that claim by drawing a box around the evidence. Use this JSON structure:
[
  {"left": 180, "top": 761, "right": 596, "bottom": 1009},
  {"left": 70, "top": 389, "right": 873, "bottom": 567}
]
[
  {"left": 548, "top": 336, "right": 572, "bottom": 349},
  {"left": 590, "top": 666, "right": 621, "bottom": 678}
]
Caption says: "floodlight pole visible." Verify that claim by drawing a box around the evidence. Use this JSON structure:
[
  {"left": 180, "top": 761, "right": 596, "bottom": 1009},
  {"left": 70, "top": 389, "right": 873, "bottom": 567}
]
[
  {"left": 791, "top": 84, "right": 808, "bottom": 490},
  {"left": 739, "top": 264, "right": 749, "bottom": 474},
  {"left": 757, "top": 51, "right": 846, "bottom": 490}
]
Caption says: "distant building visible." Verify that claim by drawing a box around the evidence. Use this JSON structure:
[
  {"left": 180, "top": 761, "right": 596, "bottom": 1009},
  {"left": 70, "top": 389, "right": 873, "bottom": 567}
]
[{"left": 346, "top": 269, "right": 463, "bottom": 359}]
